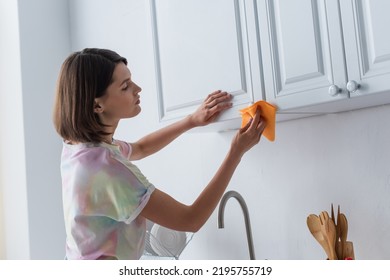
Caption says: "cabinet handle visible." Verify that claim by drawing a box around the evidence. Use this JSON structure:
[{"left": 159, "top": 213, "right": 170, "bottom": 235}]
[
  {"left": 346, "top": 80, "right": 361, "bottom": 93},
  {"left": 328, "top": 84, "right": 342, "bottom": 96}
]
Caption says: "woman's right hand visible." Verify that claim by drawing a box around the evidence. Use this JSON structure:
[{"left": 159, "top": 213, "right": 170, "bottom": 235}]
[{"left": 231, "top": 108, "right": 266, "bottom": 157}]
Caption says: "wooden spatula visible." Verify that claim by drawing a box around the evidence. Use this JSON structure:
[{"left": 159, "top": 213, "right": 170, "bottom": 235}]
[
  {"left": 339, "top": 213, "right": 348, "bottom": 259},
  {"left": 319, "top": 211, "right": 338, "bottom": 260},
  {"left": 307, "top": 214, "right": 331, "bottom": 259}
]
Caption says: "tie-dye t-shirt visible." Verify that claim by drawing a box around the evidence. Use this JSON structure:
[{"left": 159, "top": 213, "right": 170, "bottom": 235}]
[{"left": 61, "top": 140, "right": 155, "bottom": 259}]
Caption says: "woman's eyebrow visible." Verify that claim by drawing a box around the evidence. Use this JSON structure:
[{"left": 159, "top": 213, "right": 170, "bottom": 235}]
[{"left": 119, "top": 77, "right": 131, "bottom": 86}]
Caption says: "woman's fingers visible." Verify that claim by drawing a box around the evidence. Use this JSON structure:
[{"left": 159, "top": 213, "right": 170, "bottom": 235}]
[
  {"left": 203, "top": 90, "right": 222, "bottom": 104},
  {"left": 204, "top": 91, "right": 232, "bottom": 109},
  {"left": 246, "top": 108, "right": 261, "bottom": 131},
  {"left": 240, "top": 117, "right": 252, "bottom": 133},
  {"left": 257, "top": 118, "right": 267, "bottom": 133},
  {"left": 245, "top": 109, "right": 267, "bottom": 143},
  {"left": 201, "top": 91, "right": 232, "bottom": 122},
  {"left": 190, "top": 90, "right": 233, "bottom": 126}
]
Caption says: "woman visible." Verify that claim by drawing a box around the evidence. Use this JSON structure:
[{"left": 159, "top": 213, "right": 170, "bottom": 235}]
[{"left": 53, "top": 48, "right": 266, "bottom": 259}]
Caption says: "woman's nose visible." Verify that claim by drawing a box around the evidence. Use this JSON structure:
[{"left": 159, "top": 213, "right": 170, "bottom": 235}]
[{"left": 135, "top": 83, "right": 142, "bottom": 93}]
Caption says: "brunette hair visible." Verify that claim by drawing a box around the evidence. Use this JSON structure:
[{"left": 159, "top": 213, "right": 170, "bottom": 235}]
[{"left": 53, "top": 48, "right": 127, "bottom": 143}]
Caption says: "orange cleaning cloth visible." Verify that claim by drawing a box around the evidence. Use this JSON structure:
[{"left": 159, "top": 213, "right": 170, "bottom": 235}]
[{"left": 239, "top": 101, "right": 277, "bottom": 141}]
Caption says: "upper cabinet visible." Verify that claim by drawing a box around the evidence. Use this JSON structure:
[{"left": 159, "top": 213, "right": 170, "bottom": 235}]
[
  {"left": 257, "top": 0, "right": 390, "bottom": 118},
  {"left": 149, "top": 0, "right": 263, "bottom": 129},
  {"left": 341, "top": 0, "right": 390, "bottom": 99},
  {"left": 150, "top": 0, "right": 390, "bottom": 127}
]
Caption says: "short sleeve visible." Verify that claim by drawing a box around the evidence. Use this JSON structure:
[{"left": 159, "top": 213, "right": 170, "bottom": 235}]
[
  {"left": 89, "top": 171, "right": 154, "bottom": 223},
  {"left": 79, "top": 155, "right": 154, "bottom": 224},
  {"left": 115, "top": 140, "right": 132, "bottom": 159}
]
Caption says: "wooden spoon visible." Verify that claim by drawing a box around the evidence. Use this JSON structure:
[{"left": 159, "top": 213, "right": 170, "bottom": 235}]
[
  {"left": 335, "top": 205, "right": 342, "bottom": 259},
  {"left": 307, "top": 214, "right": 331, "bottom": 259},
  {"left": 339, "top": 213, "right": 348, "bottom": 259},
  {"left": 319, "top": 211, "right": 338, "bottom": 260},
  {"left": 331, "top": 203, "right": 335, "bottom": 224}
]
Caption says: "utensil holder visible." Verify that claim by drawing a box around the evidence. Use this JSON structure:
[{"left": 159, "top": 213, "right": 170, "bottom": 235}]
[{"left": 335, "top": 241, "right": 355, "bottom": 260}]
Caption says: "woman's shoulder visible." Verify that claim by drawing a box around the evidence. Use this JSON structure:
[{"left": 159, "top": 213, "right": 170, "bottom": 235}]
[
  {"left": 62, "top": 142, "right": 117, "bottom": 167},
  {"left": 113, "top": 139, "right": 132, "bottom": 159},
  {"left": 61, "top": 140, "right": 136, "bottom": 177}
]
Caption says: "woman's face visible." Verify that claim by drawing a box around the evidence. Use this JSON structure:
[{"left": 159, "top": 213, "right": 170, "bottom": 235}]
[{"left": 94, "top": 62, "right": 142, "bottom": 125}]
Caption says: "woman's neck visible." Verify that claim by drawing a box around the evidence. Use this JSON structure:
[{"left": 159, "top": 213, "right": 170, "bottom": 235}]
[
  {"left": 99, "top": 119, "right": 118, "bottom": 145},
  {"left": 101, "top": 133, "right": 115, "bottom": 145}
]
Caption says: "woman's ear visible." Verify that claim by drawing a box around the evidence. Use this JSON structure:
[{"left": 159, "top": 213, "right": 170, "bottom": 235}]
[{"left": 94, "top": 99, "right": 104, "bottom": 113}]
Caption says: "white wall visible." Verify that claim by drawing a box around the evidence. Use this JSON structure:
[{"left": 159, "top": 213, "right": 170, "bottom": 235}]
[
  {"left": 0, "top": 0, "right": 70, "bottom": 259},
  {"left": 17, "top": 0, "right": 70, "bottom": 259},
  {"left": 68, "top": 0, "right": 390, "bottom": 260},
  {"left": 2, "top": 0, "right": 387, "bottom": 259},
  {"left": 0, "top": 0, "right": 30, "bottom": 260},
  {"left": 188, "top": 105, "right": 390, "bottom": 260}
]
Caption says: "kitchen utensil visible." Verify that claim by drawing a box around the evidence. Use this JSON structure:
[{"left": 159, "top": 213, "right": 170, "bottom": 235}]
[
  {"left": 331, "top": 203, "right": 335, "bottom": 224},
  {"left": 336, "top": 205, "right": 341, "bottom": 236},
  {"left": 335, "top": 205, "right": 342, "bottom": 259},
  {"left": 319, "top": 211, "right": 338, "bottom": 260},
  {"left": 344, "top": 241, "right": 354, "bottom": 259},
  {"left": 339, "top": 213, "right": 348, "bottom": 259},
  {"left": 307, "top": 214, "right": 331, "bottom": 259}
]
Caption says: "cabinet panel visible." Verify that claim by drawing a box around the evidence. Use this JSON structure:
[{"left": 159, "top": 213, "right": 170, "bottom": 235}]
[
  {"left": 257, "top": 0, "right": 349, "bottom": 111},
  {"left": 270, "top": 0, "right": 327, "bottom": 88},
  {"left": 150, "top": 0, "right": 259, "bottom": 122},
  {"left": 341, "top": 0, "right": 390, "bottom": 98}
]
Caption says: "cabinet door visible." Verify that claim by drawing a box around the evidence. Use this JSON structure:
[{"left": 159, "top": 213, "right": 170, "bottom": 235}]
[
  {"left": 341, "top": 0, "right": 390, "bottom": 99},
  {"left": 150, "top": 0, "right": 261, "bottom": 124},
  {"left": 257, "top": 0, "right": 349, "bottom": 112}
]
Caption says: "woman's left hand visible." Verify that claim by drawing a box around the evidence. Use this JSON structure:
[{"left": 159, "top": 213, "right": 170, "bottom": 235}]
[{"left": 188, "top": 90, "right": 233, "bottom": 127}]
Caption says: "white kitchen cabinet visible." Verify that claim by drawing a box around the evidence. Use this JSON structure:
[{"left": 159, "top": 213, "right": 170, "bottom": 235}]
[
  {"left": 150, "top": 0, "right": 390, "bottom": 127},
  {"left": 257, "top": 0, "right": 390, "bottom": 120},
  {"left": 341, "top": 0, "right": 390, "bottom": 99},
  {"left": 149, "top": 0, "right": 263, "bottom": 130}
]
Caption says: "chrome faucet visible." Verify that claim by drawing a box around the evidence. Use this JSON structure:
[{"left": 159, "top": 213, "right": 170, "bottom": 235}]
[{"left": 218, "top": 190, "right": 255, "bottom": 260}]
